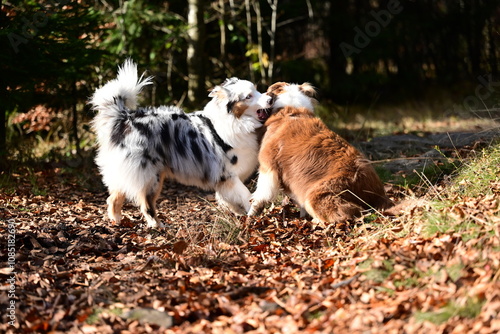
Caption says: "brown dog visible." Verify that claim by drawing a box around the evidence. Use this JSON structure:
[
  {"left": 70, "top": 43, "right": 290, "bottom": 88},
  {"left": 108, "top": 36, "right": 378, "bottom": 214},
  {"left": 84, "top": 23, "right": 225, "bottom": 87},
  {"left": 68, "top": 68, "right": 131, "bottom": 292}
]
[{"left": 248, "top": 82, "right": 392, "bottom": 223}]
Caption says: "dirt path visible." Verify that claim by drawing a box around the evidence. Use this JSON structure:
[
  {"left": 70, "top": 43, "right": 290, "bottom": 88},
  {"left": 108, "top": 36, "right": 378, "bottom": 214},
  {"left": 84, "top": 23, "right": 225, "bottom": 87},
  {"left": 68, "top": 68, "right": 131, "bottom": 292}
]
[{"left": 360, "top": 128, "right": 499, "bottom": 173}]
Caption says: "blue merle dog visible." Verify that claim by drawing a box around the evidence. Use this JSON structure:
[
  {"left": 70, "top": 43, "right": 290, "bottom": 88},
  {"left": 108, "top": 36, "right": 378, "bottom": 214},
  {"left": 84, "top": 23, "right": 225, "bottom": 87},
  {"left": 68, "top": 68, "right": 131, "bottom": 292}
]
[{"left": 90, "top": 60, "right": 272, "bottom": 228}]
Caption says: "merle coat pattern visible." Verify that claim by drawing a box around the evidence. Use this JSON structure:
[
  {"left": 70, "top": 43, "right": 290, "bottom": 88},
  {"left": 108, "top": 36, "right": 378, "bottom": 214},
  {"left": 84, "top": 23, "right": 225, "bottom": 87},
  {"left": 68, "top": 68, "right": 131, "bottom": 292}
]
[{"left": 90, "top": 60, "right": 271, "bottom": 228}]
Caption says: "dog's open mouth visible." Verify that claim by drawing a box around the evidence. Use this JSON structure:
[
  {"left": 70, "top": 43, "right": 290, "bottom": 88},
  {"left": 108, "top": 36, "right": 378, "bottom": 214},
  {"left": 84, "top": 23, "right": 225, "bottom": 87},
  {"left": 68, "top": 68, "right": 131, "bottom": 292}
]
[{"left": 257, "top": 108, "right": 272, "bottom": 122}]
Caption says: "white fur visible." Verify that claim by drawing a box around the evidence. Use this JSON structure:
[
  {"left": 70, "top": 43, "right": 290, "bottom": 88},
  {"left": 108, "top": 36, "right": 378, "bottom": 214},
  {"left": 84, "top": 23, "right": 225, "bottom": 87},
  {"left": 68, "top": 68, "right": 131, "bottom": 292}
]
[
  {"left": 272, "top": 84, "right": 315, "bottom": 111},
  {"left": 90, "top": 60, "right": 271, "bottom": 227},
  {"left": 91, "top": 59, "right": 152, "bottom": 111},
  {"left": 247, "top": 168, "right": 280, "bottom": 216}
]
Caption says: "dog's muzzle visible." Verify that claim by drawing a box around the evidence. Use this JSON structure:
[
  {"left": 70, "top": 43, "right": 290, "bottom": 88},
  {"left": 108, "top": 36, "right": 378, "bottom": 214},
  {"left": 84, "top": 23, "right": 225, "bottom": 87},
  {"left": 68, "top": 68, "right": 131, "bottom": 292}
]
[{"left": 257, "top": 108, "right": 271, "bottom": 122}]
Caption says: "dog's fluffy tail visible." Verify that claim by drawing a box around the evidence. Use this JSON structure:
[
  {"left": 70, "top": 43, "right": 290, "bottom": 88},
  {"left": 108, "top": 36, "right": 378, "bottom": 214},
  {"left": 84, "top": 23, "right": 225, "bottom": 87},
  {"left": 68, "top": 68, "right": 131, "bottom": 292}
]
[{"left": 90, "top": 59, "right": 153, "bottom": 114}]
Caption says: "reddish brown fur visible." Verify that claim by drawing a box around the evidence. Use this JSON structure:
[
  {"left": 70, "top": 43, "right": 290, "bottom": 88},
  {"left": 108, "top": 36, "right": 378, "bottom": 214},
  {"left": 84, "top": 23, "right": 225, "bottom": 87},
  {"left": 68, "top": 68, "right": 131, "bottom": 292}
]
[
  {"left": 266, "top": 82, "right": 288, "bottom": 96},
  {"left": 231, "top": 101, "right": 248, "bottom": 118},
  {"left": 266, "top": 82, "right": 317, "bottom": 103},
  {"left": 258, "top": 106, "right": 392, "bottom": 223}
]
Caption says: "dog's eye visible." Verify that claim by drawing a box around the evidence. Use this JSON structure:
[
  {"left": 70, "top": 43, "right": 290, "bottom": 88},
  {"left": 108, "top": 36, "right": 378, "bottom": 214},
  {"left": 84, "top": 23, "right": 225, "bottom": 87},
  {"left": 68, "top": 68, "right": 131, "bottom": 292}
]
[{"left": 245, "top": 94, "right": 252, "bottom": 100}]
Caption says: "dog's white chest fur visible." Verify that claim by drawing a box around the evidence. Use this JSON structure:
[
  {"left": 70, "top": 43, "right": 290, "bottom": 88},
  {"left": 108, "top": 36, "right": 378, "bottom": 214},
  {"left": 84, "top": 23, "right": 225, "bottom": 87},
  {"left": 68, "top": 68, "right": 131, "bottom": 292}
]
[{"left": 228, "top": 138, "right": 259, "bottom": 181}]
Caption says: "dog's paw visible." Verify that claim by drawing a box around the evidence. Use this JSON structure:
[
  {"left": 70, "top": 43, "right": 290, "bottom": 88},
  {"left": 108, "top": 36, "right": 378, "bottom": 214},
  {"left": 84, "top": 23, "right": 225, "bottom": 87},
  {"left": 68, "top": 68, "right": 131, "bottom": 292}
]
[
  {"left": 220, "top": 201, "right": 248, "bottom": 216},
  {"left": 108, "top": 215, "right": 122, "bottom": 224},
  {"left": 232, "top": 205, "right": 248, "bottom": 217},
  {"left": 247, "top": 203, "right": 263, "bottom": 217},
  {"left": 146, "top": 220, "right": 165, "bottom": 229}
]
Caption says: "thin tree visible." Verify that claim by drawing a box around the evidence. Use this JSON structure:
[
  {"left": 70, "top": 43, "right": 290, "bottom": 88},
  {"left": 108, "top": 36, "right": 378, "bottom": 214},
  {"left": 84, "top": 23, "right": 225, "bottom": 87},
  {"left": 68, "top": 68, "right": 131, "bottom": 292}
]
[
  {"left": 266, "top": 0, "right": 278, "bottom": 83},
  {"left": 244, "top": 0, "right": 255, "bottom": 82},
  {"left": 218, "top": 0, "right": 226, "bottom": 59},
  {"left": 253, "top": 0, "right": 267, "bottom": 83},
  {"left": 187, "top": 0, "right": 206, "bottom": 106}
]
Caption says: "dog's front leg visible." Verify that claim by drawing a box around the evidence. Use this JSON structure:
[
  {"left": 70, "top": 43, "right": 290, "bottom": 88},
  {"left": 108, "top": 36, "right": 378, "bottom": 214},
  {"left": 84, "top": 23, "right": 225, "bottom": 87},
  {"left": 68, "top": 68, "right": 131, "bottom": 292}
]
[
  {"left": 248, "top": 168, "right": 280, "bottom": 216},
  {"left": 215, "top": 177, "right": 252, "bottom": 215}
]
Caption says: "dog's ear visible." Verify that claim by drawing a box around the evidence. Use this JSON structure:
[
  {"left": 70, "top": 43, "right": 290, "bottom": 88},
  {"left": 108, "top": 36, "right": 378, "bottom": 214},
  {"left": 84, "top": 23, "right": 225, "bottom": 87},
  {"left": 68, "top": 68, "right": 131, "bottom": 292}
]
[
  {"left": 208, "top": 85, "right": 220, "bottom": 98},
  {"left": 221, "top": 78, "right": 239, "bottom": 87},
  {"left": 299, "top": 83, "right": 316, "bottom": 98},
  {"left": 209, "top": 86, "right": 234, "bottom": 113},
  {"left": 210, "top": 78, "right": 239, "bottom": 113},
  {"left": 209, "top": 85, "right": 230, "bottom": 99},
  {"left": 267, "top": 82, "right": 287, "bottom": 94}
]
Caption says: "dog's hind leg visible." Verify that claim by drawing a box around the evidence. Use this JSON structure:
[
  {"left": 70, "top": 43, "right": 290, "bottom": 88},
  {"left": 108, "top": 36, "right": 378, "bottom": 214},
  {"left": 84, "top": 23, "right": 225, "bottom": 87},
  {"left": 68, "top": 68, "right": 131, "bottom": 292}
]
[
  {"left": 107, "top": 190, "right": 126, "bottom": 223},
  {"left": 304, "top": 189, "right": 361, "bottom": 224},
  {"left": 138, "top": 173, "right": 165, "bottom": 228}
]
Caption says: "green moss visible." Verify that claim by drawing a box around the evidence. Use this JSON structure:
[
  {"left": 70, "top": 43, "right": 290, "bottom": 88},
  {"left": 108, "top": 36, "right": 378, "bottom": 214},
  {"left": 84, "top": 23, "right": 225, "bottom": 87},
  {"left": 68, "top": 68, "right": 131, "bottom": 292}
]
[{"left": 414, "top": 297, "right": 484, "bottom": 324}]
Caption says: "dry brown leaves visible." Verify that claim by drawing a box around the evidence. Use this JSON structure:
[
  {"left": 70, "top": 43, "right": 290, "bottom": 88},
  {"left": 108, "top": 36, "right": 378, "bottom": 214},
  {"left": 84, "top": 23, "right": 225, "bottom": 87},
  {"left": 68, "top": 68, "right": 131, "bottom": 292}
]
[
  {"left": 11, "top": 105, "right": 55, "bottom": 133},
  {"left": 0, "top": 167, "right": 499, "bottom": 333}
]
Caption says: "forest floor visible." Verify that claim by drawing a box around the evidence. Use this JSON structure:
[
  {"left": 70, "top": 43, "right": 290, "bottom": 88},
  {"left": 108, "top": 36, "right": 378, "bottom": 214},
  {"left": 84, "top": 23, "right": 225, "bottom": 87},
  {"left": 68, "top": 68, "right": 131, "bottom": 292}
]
[{"left": 1, "top": 116, "right": 500, "bottom": 333}]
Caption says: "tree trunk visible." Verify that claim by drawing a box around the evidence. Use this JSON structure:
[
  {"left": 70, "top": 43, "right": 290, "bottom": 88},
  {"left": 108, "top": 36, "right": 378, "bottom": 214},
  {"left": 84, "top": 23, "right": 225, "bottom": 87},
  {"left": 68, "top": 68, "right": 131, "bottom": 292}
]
[
  {"left": 219, "top": 0, "right": 226, "bottom": 59},
  {"left": 267, "top": 0, "right": 278, "bottom": 83},
  {"left": 326, "top": 0, "right": 350, "bottom": 95},
  {"left": 488, "top": 17, "right": 498, "bottom": 75},
  {"left": 0, "top": 104, "right": 5, "bottom": 160},
  {"left": 244, "top": 0, "right": 255, "bottom": 82},
  {"left": 253, "top": 1, "right": 267, "bottom": 83},
  {"left": 0, "top": 0, "right": 7, "bottom": 159},
  {"left": 72, "top": 79, "right": 81, "bottom": 157},
  {"left": 187, "top": 0, "right": 206, "bottom": 107}
]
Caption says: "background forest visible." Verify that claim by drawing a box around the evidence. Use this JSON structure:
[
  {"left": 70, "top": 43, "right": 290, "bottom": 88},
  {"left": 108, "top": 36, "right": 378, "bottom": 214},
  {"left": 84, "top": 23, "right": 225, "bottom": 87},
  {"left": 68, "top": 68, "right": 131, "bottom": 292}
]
[
  {"left": 2, "top": 1, "right": 500, "bottom": 332},
  {"left": 1, "top": 0, "right": 499, "bottom": 162}
]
